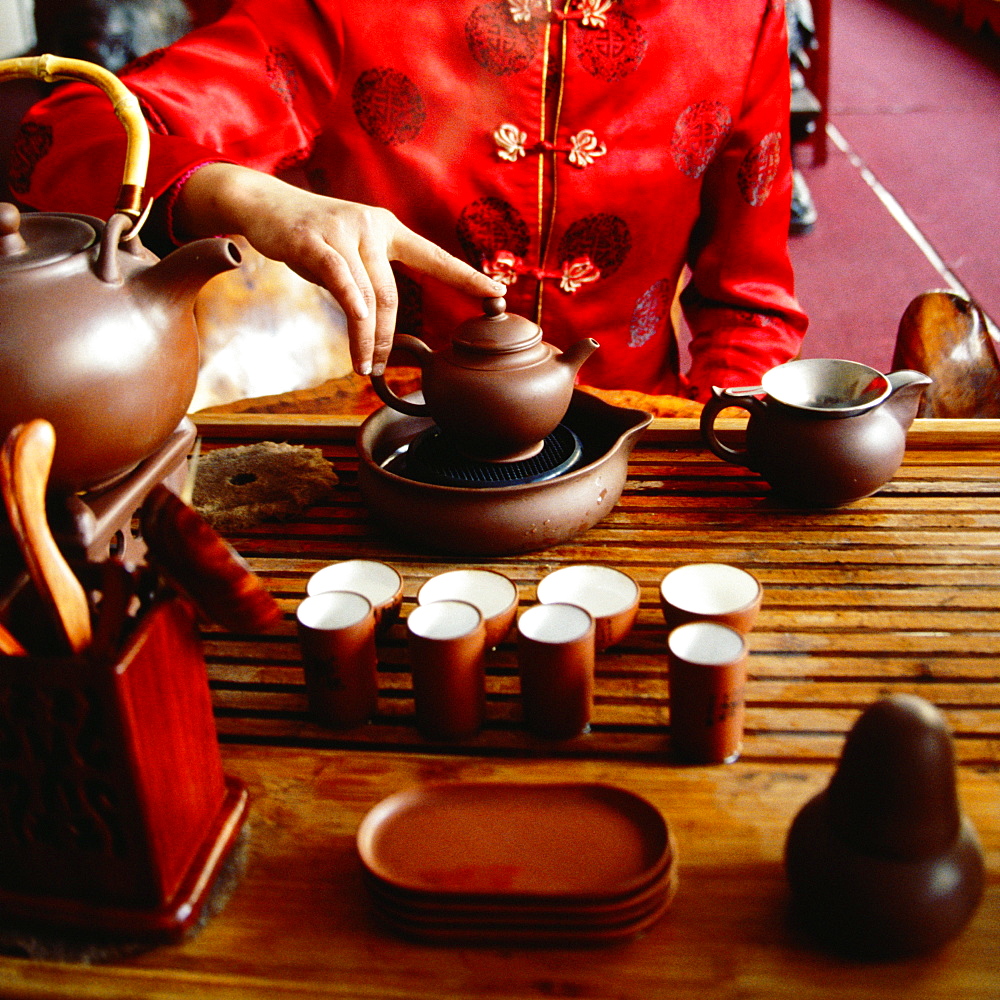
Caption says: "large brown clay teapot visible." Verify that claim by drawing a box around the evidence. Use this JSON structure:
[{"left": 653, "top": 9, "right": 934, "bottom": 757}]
[
  {"left": 371, "top": 297, "right": 598, "bottom": 462},
  {"left": 700, "top": 359, "right": 932, "bottom": 506},
  {"left": 0, "top": 55, "right": 241, "bottom": 491}
]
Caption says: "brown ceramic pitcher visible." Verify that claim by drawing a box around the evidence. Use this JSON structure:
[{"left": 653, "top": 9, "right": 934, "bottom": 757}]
[{"left": 700, "top": 359, "right": 932, "bottom": 506}]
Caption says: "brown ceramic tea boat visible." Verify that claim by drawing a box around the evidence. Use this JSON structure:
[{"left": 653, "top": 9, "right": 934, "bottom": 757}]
[
  {"left": 357, "top": 389, "right": 651, "bottom": 555},
  {"left": 0, "top": 55, "right": 241, "bottom": 491}
]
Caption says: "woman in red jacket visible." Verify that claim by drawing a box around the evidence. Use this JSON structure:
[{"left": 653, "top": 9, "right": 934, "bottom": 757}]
[{"left": 10, "top": 0, "right": 808, "bottom": 400}]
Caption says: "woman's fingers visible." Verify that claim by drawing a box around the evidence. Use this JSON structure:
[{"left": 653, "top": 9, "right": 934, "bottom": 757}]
[
  {"left": 390, "top": 226, "right": 506, "bottom": 299},
  {"left": 316, "top": 205, "right": 399, "bottom": 375},
  {"left": 360, "top": 254, "right": 401, "bottom": 376},
  {"left": 178, "top": 167, "right": 505, "bottom": 375},
  {"left": 342, "top": 207, "right": 504, "bottom": 375}
]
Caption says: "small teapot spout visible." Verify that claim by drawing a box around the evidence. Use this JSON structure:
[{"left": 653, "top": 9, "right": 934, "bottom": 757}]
[
  {"left": 886, "top": 369, "right": 933, "bottom": 429},
  {"left": 557, "top": 337, "right": 600, "bottom": 377}
]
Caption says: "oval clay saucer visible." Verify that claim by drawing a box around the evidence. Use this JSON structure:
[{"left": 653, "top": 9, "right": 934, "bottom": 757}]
[
  {"left": 362, "top": 868, "right": 675, "bottom": 924},
  {"left": 370, "top": 890, "right": 675, "bottom": 946},
  {"left": 356, "top": 782, "right": 673, "bottom": 903}
]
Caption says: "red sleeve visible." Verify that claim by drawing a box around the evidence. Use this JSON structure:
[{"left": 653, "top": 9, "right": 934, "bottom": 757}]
[
  {"left": 9, "top": 0, "right": 343, "bottom": 245},
  {"left": 681, "top": 1, "right": 808, "bottom": 401}
]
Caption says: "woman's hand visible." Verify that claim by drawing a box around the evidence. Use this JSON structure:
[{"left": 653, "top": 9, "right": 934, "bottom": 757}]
[{"left": 175, "top": 163, "right": 505, "bottom": 376}]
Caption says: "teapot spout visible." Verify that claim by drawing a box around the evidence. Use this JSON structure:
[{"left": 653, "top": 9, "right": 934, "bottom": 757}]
[
  {"left": 558, "top": 337, "right": 600, "bottom": 376},
  {"left": 886, "top": 369, "right": 933, "bottom": 427},
  {"left": 135, "top": 237, "right": 242, "bottom": 305}
]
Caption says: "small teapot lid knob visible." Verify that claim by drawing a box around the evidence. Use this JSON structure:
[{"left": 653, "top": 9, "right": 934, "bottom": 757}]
[
  {"left": 453, "top": 296, "right": 543, "bottom": 356},
  {"left": 0, "top": 203, "right": 28, "bottom": 257}
]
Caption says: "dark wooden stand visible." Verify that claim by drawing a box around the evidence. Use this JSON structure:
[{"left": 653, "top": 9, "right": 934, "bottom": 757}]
[{"left": 0, "top": 596, "right": 248, "bottom": 943}]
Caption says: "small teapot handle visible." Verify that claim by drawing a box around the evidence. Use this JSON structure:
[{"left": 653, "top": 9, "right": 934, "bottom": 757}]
[
  {"left": 0, "top": 55, "right": 149, "bottom": 228},
  {"left": 699, "top": 385, "right": 767, "bottom": 466},
  {"left": 370, "top": 334, "right": 434, "bottom": 417}
]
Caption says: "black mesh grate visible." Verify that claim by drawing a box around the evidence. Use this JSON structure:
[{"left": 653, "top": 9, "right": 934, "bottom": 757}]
[{"left": 400, "top": 424, "right": 583, "bottom": 487}]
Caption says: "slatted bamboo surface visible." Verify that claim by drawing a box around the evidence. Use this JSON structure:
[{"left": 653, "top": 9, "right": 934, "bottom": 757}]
[{"left": 190, "top": 415, "right": 1000, "bottom": 766}]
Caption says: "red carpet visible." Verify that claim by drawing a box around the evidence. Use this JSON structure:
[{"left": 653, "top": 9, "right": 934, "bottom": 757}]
[{"left": 787, "top": 0, "right": 1000, "bottom": 372}]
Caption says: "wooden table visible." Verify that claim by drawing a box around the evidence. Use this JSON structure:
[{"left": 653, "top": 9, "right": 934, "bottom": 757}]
[{"left": 1, "top": 415, "right": 997, "bottom": 999}]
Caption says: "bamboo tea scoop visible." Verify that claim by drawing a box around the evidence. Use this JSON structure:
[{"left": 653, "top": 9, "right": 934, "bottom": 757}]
[{"left": 0, "top": 419, "right": 92, "bottom": 653}]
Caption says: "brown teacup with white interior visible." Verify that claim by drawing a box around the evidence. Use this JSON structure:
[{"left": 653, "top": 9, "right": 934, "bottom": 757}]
[
  {"left": 417, "top": 568, "right": 518, "bottom": 649},
  {"left": 407, "top": 599, "right": 487, "bottom": 742},
  {"left": 536, "top": 564, "right": 639, "bottom": 651},
  {"left": 667, "top": 620, "right": 748, "bottom": 764},
  {"left": 296, "top": 590, "right": 379, "bottom": 729},
  {"left": 659, "top": 563, "right": 762, "bottom": 634},
  {"left": 307, "top": 559, "right": 404, "bottom": 631},
  {"left": 517, "top": 602, "right": 595, "bottom": 740}
]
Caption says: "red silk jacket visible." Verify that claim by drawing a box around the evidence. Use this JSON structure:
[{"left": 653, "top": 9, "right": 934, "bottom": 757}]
[{"left": 10, "top": 0, "right": 808, "bottom": 399}]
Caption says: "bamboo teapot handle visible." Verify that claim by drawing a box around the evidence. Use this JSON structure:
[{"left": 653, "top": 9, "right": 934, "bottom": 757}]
[{"left": 0, "top": 54, "right": 149, "bottom": 225}]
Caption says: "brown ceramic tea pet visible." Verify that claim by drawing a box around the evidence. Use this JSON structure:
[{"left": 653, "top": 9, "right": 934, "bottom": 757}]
[{"left": 784, "top": 694, "right": 985, "bottom": 958}]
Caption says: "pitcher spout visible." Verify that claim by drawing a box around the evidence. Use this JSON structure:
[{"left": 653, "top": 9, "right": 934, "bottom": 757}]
[{"left": 886, "top": 369, "right": 934, "bottom": 427}]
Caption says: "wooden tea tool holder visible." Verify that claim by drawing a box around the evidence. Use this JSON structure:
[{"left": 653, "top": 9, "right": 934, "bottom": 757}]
[
  {"left": 0, "top": 593, "right": 248, "bottom": 943},
  {"left": 48, "top": 417, "right": 197, "bottom": 565}
]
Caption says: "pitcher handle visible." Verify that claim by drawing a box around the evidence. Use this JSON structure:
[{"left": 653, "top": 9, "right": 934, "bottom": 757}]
[
  {"left": 369, "top": 335, "right": 434, "bottom": 417},
  {"left": 0, "top": 55, "right": 149, "bottom": 227},
  {"left": 699, "top": 385, "right": 766, "bottom": 466}
]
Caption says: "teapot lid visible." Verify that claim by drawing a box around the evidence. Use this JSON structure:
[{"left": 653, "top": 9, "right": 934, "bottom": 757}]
[
  {"left": 451, "top": 297, "right": 544, "bottom": 357},
  {"left": 0, "top": 202, "right": 98, "bottom": 272}
]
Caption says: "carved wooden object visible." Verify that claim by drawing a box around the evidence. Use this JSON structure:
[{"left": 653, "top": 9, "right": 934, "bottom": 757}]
[{"left": 892, "top": 289, "right": 1000, "bottom": 417}]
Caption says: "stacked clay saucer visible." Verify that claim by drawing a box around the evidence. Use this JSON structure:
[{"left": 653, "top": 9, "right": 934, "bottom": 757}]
[{"left": 356, "top": 782, "right": 678, "bottom": 945}]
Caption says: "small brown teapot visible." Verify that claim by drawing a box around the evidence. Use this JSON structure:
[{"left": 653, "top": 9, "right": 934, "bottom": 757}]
[
  {"left": 371, "top": 297, "right": 598, "bottom": 462},
  {"left": 0, "top": 55, "right": 241, "bottom": 490},
  {"left": 700, "top": 358, "right": 932, "bottom": 506}
]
